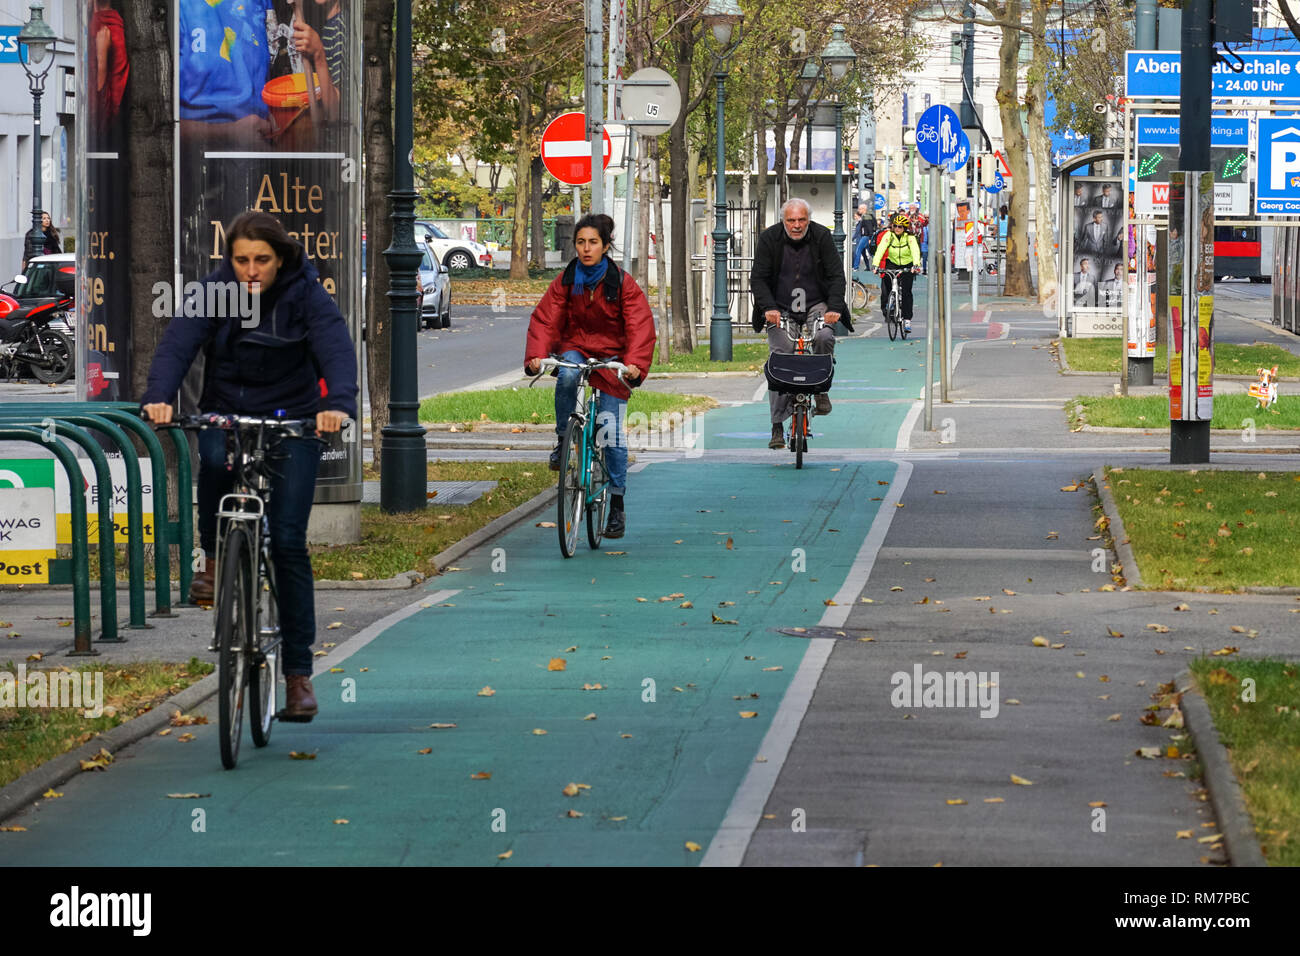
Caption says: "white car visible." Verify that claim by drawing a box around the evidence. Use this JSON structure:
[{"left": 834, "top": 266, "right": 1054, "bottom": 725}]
[{"left": 415, "top": 221, "right": 492, "bottom": 270}]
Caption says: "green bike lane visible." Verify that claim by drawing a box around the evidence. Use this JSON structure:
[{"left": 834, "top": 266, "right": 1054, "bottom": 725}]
[{"left": 1, "top": 334, "right": 919, "bottom": 867}]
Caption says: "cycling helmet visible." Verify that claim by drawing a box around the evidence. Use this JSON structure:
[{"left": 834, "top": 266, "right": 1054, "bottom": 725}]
[{"left": 890, "top": 213, "right": 911, "bottom": 229}]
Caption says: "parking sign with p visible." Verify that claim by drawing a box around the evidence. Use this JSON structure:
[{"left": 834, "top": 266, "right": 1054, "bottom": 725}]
[{"left": 1256, "top": 118, "right": 1300, "bottom": 214}]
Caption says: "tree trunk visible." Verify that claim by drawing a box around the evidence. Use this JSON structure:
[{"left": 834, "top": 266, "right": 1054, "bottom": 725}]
[
  {"left": 789, "top": 116, "right": 804, "bottom": 170},
  {"left": 667, "top": 20, "right": 693, "bottom": 356},
  {"left": 124, "top": 0, "right": 173, "bottom": 402},
  {"left": 773, "top": 120, "right": 789, "bottom": 208},
  {"left": 652, "top": 138, "right": 672, "bottom": 362},
  {"left": 510, "top": 84, "right": 531, "bottom": 281},
  {"left": 755, "top": 119, "right": 769, "bottom": 232},
  {"left": 529, "top": 154, "right": 545, "bottom": 270},
  {"left": 363, "top": 0, "right": 395, "bottom": 467},
  {"left": 637, "top": 138, "right": 652, "bottom": 289},
  {"left": 996, "top": 1, "right": 1035, "bottom": 298},
  {"left": 1027, "top": 0, "right": 1057, "bottom": 306}
]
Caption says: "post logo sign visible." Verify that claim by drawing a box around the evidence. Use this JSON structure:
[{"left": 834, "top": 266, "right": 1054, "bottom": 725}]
[
  {"left": 1256, "top": 118, "right": 1300, "bottom": 214},
  {"left": 0, "top": 456, "right": 153, "bottom": 546},
  {"left": 1126, "top": 50, "right": 1300, "bottom": 101},
  {"left": 0, "top": 463, "right": 55, "bottom": 584}
]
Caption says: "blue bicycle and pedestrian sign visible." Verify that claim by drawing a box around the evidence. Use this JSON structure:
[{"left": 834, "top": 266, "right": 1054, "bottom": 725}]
[{"left": 916, "top": 104, "right": 963, "bottom": 168}]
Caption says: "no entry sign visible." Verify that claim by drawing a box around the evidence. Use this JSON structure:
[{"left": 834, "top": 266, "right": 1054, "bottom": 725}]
[{"left": 541, "top": 111, "right": 612, "bottom": 185}]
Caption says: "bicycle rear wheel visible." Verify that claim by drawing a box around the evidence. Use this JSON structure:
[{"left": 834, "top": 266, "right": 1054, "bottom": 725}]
[
  {"left": 792, "top": 405, "right": 806, "bottom": 469},
  {"left": 850, "top": 279, "right": 869, "bottom": 312},
  {"left": 586, "top": 445, "right": 609, "bottom": 550},
  {"left": 557, "top": 415, "right": 585, "bottom": 558},
  {"left": 215, "top": 525, "right": 254, "bottom": 769},
  {"left": 248, "top": 554, "right": 279, "bottom": 748}
]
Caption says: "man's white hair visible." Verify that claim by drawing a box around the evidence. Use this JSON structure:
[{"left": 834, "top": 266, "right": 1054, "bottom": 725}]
[{"left": 781, "top": 198, "right": 811, "bottom": 219}]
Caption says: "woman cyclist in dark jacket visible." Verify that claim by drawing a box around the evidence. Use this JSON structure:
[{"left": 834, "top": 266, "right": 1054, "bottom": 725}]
[{"left": 141, "top": 211, "right": 357, "bottom": 720}]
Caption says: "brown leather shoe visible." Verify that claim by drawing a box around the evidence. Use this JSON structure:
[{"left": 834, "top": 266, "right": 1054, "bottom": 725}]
[
  {"left": 189, "top": 561, "right": 214, "bottom": 606},
  {"left": 283, "top": 675, "right": 318, "bottom": 721},
  {"left": 815, "top": 393, "right": 832, "bottom": 416}
]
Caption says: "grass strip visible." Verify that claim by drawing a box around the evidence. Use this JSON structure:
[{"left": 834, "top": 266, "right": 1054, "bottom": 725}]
[
  {"left": 1061, "top": 338, "right": 1300, "bottom": 378},
  {"left": 0, "top": 657, "right": 214, "bottom": 788},
  {"left": 418, "top": 387, "right": 715, "bottom": 426},
  {"left": 1104, "top": 467, "right": 1300, "bottom": 589},
  {"left": 309, "top": 461, "right": 556, "bottom": 580},
  {"left": 652, "top": 342, "right": 770, "bottom": 373},
  {"left": 1188, "top": 658, "right": 1300, "bottom": 865},
  {"left": 1070, "top": 394, "right": 1300, "bottom": 430}
]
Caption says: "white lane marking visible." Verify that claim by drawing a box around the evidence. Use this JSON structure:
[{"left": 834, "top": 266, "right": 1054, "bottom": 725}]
[
  {"left": 895, "top": 400, "right": 922, "bottom": 451},
  {"left": 751, "top": 378, "right": 769, "bottom": 403},
  {"left": 311, "top": 590, "right": 463, "bottom": 676},
  {"left": 877, "top": 546, "right": 1093, "bottom": 561},
  {"left": 702, "top": 459, "right": 914, "bottom": 866}
]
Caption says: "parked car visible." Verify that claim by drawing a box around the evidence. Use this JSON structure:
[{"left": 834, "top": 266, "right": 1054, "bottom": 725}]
[
  {"left": 419, "top": 240, "right": 452, "bottom": 329},
  {"left": 3, "top": 253, "right": 75, "bottom": 340},
  {"left": 414, "top": 220, "right": 492, "bottom": 270}
]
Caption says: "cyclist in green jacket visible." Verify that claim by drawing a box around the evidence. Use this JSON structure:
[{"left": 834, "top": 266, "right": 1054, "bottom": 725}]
[{"left": 873, "top": 212, "right": 922, "bottom": 334}]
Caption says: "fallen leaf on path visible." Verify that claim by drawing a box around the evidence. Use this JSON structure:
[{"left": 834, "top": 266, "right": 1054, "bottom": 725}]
[
  {"left": 429, "top": 723, "right": 457, "bottom": 729},
  {"left": 417, "top": 748, "right": 432, "bottom": 755},
  {"left": 289, "top": 751, "right": 317, "bottom": 760},
  {"left": 1010, "top": 774, "right": 1034, "bottom": 786},
  {"left": 739, "top": 711, "right": 758, "bottom": 718},
  {"left": 547, "top": 658, "right": 567, "bottom": 671},
  {"left": 470, "top": 771, "right": 492, "bottom": 780}
]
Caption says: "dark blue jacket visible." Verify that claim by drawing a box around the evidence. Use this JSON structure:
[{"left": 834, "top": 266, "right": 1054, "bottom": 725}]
[{"left": 141, "top": 249, "right": 358, "bottom": 420}]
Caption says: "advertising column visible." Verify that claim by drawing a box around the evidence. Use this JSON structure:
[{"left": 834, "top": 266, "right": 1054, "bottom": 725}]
[{"left": 176, "top": 0, "right": 362, "bottom": 534}]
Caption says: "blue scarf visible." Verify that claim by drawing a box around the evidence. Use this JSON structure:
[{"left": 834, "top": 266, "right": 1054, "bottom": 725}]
[{"left": 572, "top": 256, "right": 610, "bottom": 296}]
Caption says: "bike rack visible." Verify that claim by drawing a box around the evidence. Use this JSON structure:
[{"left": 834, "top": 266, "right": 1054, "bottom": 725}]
[{"left": 0, "top": 401, "right": 199, "bottom": 650}]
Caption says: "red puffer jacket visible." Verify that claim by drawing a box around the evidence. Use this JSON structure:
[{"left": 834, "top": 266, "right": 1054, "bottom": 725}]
[{"left": 524, "top": 258, "right": 657, "bottom": 400}]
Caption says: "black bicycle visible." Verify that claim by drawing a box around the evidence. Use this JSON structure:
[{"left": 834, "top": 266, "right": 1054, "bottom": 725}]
[
  {"left": 159, "top": 413, "right": 319, "bottom": 768},
  {"left": 763, "top": 312, "right": 834, "bottom": 470},
  {"left": 879, "top": 267, "right": 909, "bottom": 341}
]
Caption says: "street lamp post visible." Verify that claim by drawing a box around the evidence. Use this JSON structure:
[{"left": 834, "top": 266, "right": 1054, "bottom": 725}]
[
  {"left": 798, "top": 60, "right": 820, "bottom": 173},
  {"left": 17, "top": 2, "right": 56, "bottom": 266},
  {"left": 380, "top": 0, "right": 427, "bottom": 512},
  {"left": 819, "top": 25, "right": 856, "bottom": 259},
  {"left": 703, "top": 0, "right": 742, "bottom": 362}
]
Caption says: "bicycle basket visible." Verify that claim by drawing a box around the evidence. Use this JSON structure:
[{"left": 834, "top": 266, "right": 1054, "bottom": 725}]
[{"left": 764, "top": 352, "right": 834, "bottom": 394}]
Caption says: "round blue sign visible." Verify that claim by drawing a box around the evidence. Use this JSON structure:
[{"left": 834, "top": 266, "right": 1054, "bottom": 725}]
[
  {"left": 873, "top": 193, "right": 886, "bottom": 211},
  {"left": 916, "top": 105, "right": 962, "bottom": 166}
]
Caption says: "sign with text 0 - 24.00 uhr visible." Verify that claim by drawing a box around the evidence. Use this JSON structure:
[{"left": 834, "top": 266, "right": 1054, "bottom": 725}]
[{"left": 177, "top": 0, "right": 362, "bottom": 505}]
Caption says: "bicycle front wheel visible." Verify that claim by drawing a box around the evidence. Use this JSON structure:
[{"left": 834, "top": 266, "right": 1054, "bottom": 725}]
[
  {"left": 557, "top": 415, "right": 585, "bottom": 558},
  {"left": 886, "top": 295, "right": 899, "bottom": 341},
  {"left": 215, "top": 525, "right": 254, "bottom": 769},
  {"left": 248, "top": 555, "right": 279, "bottom": 748},
  {"left": 586, "top": 445, "right": 609, "bottom": 550}
]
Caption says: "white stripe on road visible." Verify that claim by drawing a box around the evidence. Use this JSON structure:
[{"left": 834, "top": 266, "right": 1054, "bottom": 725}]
[{"left": 702, "top": 459, "right": 913, "bottom": 866}]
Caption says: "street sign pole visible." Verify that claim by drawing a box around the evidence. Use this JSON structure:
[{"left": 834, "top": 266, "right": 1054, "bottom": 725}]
[
  {"left": 942, "top": 181, "right": 953, "bottom": 402},
  {"left": 925, "top": 162, "right": 938, "bottom": 432},
  {"left": 1172, "top": 0, "right": 1212, "bottom": 464},
  {"left": 585, "top": 0, "right": 604, "bottom": 215}
]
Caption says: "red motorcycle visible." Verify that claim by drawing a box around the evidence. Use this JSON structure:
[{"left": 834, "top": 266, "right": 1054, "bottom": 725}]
[{"left": 0, "top": 291, "right": 74, "bottom": 384}]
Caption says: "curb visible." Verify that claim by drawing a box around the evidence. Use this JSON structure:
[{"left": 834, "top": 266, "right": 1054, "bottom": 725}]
[
  {"left": 430, "top": 483, "right": 558, "bottom": 571},
  {"left": 0, "top": 670, "right": 219, "bottom": 825},
  {"left": 1177, "top": 670, "right": 1268, "bottom": 867},
  {"left": 1092, "top": 465, "right": 1143, "bottom": 589}
]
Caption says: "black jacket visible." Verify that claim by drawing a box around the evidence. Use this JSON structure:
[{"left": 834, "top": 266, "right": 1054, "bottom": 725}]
[
  {"left": 141, "top": 249, "right": 358, "bottom": 420},
  {"left": 749, "top": 220, "right": 852, "bottom": 332}
]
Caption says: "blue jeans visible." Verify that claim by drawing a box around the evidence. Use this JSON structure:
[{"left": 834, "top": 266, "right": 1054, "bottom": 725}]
[
  {"left": 853, "top": 235, "right": 869, "bottom": 269},
  {"left": 553, "top": 349, "right": 628, "bottom": 494},
  {"left": 198, "top": 428, "right": 322, "bottom": 676}
]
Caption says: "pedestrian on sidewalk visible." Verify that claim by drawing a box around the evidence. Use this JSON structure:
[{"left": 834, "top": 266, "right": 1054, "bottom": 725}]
[
  {"left": 750, "top": 197, "right": 853, "bottom": 449},
  {"left": 140, "top": 210, "right": 358, "bottom": 721},
  {"left": 525, "top": 213, "right": 656, "bottom": 540}
]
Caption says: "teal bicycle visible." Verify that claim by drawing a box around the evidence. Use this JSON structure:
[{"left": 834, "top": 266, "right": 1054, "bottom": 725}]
[{"left": 534, "top": 355, "right": 629, "bottom": 558}]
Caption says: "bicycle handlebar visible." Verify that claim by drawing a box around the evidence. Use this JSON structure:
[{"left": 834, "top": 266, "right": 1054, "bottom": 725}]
[
  {"left": 143, "top": 411, "right": 319, "bottom": 437},
  {"left": 534, "top": 355, "right": 631, "bottom": 379}
]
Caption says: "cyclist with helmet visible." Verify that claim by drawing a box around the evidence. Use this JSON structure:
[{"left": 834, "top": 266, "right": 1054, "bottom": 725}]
[{"left": 873, "top": 212, "right": 922, "bottom": 334}]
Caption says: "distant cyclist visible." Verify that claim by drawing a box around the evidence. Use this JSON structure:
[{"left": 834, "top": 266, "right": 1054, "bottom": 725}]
[{"left": 873, "top": 212, "right": 922, "bottom": 334}]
